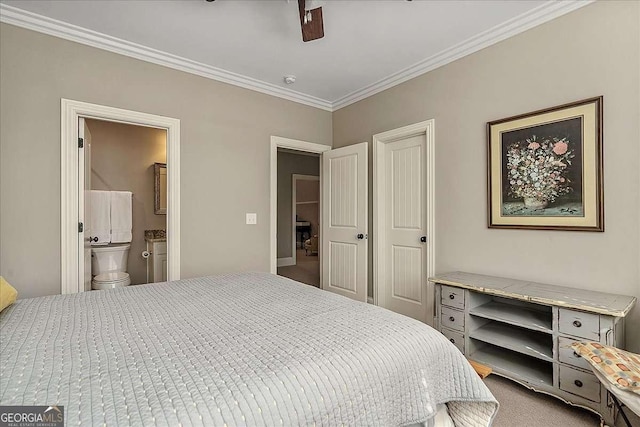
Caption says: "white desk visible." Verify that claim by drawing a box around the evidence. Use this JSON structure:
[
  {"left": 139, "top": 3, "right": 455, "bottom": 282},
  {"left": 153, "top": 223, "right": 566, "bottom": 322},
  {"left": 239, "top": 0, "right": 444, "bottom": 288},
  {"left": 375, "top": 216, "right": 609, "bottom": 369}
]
[{"left": 430, "top": 271, "right": 636, "bottom": 426}]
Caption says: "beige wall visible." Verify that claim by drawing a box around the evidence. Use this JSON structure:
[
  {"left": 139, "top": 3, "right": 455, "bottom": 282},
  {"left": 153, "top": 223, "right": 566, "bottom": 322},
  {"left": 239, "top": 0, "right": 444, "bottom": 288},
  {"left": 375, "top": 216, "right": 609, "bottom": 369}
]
[
  {"left": 87, "top": 119, "right": 167, "bottom": 285},
  {"left": 276, "top": 151, "right": 320, "bottom": 259},
  {"left": 0, "top": 23, "right": 332, "bottom": 299},
  {"left": 333, "top": 1, "right": 640, "bottom": 351}
]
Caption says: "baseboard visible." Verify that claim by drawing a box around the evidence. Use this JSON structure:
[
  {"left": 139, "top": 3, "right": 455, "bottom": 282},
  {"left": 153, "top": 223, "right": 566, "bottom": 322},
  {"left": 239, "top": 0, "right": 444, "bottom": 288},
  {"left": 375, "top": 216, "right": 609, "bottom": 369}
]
[
  {"left": 277, "top": 257, "right": 295, "bottom": 267},
  {"left": 367, "top": 296, "right": 374, "bottom": 304}
]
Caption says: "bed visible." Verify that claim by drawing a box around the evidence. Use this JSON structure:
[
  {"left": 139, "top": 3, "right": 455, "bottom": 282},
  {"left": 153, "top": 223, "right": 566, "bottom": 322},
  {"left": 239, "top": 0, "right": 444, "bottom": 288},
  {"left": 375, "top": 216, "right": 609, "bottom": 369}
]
[{"left": 0, "top": 272, "right": 497, "bottom": 426}]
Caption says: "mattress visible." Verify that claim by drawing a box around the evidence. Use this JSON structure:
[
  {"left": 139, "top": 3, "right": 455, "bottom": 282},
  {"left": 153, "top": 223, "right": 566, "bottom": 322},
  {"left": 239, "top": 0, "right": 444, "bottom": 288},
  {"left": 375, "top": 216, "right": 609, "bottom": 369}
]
[{"left": 0, "top": 272, "right": 497, "bottom": 426}]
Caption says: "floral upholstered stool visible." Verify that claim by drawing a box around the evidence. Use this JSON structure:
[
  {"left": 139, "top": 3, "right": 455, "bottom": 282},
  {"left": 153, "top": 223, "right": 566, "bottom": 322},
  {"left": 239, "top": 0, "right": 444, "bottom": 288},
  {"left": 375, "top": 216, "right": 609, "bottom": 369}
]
[{"left": 572, "top": 342, "right": 640, "bottom": 427}]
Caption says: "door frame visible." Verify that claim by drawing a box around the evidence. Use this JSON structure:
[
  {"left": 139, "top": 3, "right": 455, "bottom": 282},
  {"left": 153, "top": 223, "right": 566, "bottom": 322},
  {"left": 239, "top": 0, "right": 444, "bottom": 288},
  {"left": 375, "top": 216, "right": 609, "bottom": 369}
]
[
  {"left": 270, "top": 136, "right": 330, "bottom": 275},
  {"left": 291, "top": 174, "right": 320, "bottom": 266},
  {"left": 61, "top": 99, "right": 181, "bottom": 294},
  {"left": 373, "top": 120, "right": 436, "bottom": 320}
]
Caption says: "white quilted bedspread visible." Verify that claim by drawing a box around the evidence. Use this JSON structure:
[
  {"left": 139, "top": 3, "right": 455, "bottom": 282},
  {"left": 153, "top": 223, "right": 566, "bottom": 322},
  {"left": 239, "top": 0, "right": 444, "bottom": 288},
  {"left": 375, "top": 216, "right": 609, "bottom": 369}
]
[{"left": 0, "top": 273, "right": 497, "bottom": 426}]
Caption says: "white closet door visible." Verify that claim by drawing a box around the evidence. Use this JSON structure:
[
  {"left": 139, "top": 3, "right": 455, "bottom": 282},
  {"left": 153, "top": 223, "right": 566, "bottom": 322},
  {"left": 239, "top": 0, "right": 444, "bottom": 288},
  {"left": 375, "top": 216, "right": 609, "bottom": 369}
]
[
  {"left": 382, "top": 134, "right": 429, "bottom": 322},
  {"left": 321, "top": 142, "right": 368, "bottom": 302}
]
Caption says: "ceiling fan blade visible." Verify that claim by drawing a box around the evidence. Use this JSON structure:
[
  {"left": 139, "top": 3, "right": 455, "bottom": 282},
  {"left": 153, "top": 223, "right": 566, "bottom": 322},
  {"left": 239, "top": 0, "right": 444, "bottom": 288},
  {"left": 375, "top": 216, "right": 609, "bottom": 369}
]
[{"left": 298, "top": 0, "right": 324, "bottom": 42}]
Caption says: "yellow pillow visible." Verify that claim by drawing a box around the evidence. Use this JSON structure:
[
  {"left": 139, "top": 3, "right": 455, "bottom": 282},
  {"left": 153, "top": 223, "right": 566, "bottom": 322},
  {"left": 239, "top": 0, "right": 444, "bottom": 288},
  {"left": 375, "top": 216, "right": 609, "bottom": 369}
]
[{"left": 0, "top": 276, "right": 18, "bottom": 312}]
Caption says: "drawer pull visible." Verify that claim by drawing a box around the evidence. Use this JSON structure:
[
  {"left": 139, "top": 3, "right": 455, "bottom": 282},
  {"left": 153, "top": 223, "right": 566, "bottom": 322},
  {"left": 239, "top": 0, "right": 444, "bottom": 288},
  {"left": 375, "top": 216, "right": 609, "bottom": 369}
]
[
  {"left": 449, "top": 294, "right": 455, "bottom": 300},
  {"left": 573, "top": 320, "right": 582, "bottom": 328},
  {"left": 449, "top": 316, "right": 455, "bottom": 322},
  {"left": 573, "top": 351, "right": 581, "bottom": 358},
  {"left": 450, "top": 338, "right": 455, "bottom": 344},
  {"left": 574, "top": 380, "right": 583, "bottom": 388}
]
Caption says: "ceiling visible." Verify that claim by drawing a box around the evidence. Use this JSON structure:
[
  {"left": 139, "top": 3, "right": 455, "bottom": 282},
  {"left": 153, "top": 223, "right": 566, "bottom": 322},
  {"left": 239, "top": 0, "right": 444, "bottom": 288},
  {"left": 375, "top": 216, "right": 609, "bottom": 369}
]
[{"left": 0, "top": 0, "right": 589, "bottom": 110}]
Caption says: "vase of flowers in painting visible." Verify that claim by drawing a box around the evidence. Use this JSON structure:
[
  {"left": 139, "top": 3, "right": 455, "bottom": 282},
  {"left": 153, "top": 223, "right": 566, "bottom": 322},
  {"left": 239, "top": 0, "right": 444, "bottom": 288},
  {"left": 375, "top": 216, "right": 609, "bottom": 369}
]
[
  {"left": 506, "top": 135, "right": 574, "bottom": 210},
  {"left": 523, "top": 197, "right": 548, "bottom": 209}
]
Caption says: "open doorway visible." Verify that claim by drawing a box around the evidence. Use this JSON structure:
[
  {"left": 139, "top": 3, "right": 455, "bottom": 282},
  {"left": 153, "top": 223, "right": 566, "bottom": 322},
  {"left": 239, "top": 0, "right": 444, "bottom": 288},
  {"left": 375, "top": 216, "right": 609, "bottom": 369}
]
[
  {"left": 83, "top": 118, "right": 167, "bottom": 291},
  {"left": 61, "top": 99, "right": 180, "bottom": 295},
  {"left": 270, "top": 136, "right": 368, "bottom": 302},
  {"left": 276, "top": 151, "right": 320, "bottom": 287}
]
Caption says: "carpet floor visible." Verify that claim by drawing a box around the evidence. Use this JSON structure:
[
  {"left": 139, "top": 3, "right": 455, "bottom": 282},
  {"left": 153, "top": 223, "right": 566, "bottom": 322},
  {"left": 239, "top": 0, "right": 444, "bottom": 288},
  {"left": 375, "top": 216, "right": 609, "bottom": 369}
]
[
  {"left": 486, "top": 374, "right": 639, "bottom": 427},
  {"left": 277, "top": 249, "right": 320, "bottom": 287}
]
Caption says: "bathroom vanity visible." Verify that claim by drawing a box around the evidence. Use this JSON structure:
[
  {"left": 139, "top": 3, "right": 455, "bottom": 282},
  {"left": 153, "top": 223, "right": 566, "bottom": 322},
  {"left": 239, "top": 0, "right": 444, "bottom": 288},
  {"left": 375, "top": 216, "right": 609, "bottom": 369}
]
[{"left": 145, "top": 230, "right": 167, "bottom": 283}]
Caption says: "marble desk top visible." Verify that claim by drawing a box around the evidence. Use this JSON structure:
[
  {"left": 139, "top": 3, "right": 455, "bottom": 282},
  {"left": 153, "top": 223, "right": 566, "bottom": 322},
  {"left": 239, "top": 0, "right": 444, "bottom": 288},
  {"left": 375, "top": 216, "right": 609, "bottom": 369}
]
[{"left": 429, "top": 271, "right": 637, "bottom": 317}]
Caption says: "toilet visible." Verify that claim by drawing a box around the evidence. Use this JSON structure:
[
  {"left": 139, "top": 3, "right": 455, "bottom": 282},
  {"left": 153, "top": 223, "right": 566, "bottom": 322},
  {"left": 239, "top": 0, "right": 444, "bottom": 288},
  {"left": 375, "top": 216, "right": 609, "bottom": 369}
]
[{"left": 91, "top": 244, "right": 131, "bottom": 290}]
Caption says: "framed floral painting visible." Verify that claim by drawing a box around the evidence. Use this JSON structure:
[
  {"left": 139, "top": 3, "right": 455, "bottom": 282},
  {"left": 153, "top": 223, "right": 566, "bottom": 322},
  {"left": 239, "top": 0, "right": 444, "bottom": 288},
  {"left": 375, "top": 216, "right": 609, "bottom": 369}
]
[{"left": 487, "top": 97, "right": 603, "bottom": 231}]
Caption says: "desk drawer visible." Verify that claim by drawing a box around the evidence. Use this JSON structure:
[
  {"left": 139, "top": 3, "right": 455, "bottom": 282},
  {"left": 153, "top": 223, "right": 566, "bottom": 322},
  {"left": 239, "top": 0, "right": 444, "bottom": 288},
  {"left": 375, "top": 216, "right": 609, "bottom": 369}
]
[
  {"left": 441, "top": 306, "right": 464, "bottom": 332},
  {"left": 559, "top": 308, "right": 600, "bottom": 341},
  {"left": 441, "top": 285, "right": 465, "bottom": 309},
  {"left": 559, "top": 365, "right": 600, "bottom": 403},
  {"left": 441, "top": 327, "right": 464, "bottom": 353},
  {"left": 558, "top": 336, "right": 592, "bottom": 371}
]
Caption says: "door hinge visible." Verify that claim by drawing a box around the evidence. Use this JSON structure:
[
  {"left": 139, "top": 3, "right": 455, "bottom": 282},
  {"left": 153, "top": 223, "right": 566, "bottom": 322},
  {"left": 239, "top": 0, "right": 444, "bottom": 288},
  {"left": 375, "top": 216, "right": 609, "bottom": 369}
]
[
  {"left": 78, "top": 137, "right": 84, "bottom": 148},
  {"left": 78, "top": 222, "right": 83, "bottom": 233}
]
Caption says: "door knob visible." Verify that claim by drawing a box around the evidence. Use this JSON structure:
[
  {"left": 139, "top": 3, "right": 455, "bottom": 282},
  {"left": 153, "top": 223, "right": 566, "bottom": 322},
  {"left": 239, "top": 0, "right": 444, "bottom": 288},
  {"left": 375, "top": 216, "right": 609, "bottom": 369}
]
[
  {"left": 89, "top": 236, "right": 98, "bottom": 243},
  {"left": 357, "top": 233, "right": 364, "bottom": 240},
  {"left": 420, "top": 236, "right": 427, "bottom": 243}
]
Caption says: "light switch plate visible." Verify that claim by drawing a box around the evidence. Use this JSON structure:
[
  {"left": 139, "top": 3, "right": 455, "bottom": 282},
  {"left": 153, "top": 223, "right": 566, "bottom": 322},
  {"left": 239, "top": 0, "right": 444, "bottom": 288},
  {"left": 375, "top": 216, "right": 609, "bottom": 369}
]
[{"left": 246, "top": 213, "right": 257, "bottom": 225}]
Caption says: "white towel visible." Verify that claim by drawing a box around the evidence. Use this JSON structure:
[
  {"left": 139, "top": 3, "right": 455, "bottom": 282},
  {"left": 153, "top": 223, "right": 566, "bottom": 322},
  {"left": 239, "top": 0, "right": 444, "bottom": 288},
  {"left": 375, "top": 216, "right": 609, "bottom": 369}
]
[
  {"left": 90, "top": 190, "right": 111, "bottom": 245},
  {"left": 110, "top": 191, "right": 132, "bottom": 243}
]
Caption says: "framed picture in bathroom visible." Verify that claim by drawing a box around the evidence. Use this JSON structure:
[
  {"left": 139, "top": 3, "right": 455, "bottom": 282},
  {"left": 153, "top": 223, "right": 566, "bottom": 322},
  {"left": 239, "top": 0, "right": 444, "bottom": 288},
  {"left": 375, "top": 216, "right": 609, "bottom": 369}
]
[
  {"left": 487, "top": 96, "right": 603, "bottom": 231},
  {"left": 154, "top": 162, "right": 167, "bottom": 215}
]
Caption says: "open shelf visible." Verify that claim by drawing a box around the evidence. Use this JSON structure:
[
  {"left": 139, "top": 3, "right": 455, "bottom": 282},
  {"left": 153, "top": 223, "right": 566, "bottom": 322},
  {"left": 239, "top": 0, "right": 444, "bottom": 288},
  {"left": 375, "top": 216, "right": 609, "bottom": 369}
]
[
  {"left": 469, "top": 342, "right": 553, "bottom": 387},
  {"left": 470, "top": 300, "right": 552, "bottom": 333},
  {"left": 469, "top": 321, "right": 553, "bottom": 362},
  {"left": 431, "top": 276, "right": 633, "bottom": 427}
]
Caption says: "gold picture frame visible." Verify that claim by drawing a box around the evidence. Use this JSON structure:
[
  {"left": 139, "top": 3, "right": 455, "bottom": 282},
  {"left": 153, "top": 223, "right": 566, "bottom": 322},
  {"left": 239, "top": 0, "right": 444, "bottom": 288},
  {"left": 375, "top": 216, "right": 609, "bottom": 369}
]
[{"left": 487, "top": 97, "right": 603, "bottom": 231}]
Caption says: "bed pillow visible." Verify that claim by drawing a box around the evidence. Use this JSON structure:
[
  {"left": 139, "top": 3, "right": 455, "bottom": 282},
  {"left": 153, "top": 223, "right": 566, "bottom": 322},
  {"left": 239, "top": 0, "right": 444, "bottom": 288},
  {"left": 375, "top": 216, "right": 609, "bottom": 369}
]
[
  {"left": 0, "top": 276, "right": 18, "bottom": 312},
  {"left": 572, "top": 341, "right": 640, "bottom": 395}
]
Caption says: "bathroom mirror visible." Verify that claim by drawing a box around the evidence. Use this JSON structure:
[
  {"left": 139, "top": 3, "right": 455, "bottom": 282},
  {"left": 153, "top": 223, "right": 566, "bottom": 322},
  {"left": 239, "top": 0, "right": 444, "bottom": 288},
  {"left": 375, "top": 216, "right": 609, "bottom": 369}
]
[{"left": 154, "top": 162, "right": 167, "bottom": 215}]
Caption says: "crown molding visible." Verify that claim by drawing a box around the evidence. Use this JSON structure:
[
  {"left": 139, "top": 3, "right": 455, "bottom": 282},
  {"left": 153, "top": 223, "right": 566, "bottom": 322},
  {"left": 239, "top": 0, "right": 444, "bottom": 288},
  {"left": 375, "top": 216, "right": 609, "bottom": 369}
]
[
  {"left": 1, "top": 1, "right": 593, "bottom": 113},
  {"left": 0, "top": 4, "right": 333, "bottom": 111},
  {"left": 331, "top": 0, "right": 595, "bottom": 111}
]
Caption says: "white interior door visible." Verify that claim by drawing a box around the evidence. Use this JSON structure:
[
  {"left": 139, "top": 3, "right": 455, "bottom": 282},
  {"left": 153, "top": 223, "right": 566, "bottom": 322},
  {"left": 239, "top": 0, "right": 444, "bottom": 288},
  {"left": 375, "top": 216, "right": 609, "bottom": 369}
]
[
  {"left": 381, "top": 134, "right": 430, "bottom": 322},
  {"left": 321, "top": 142, "right": 367, "bottom": 301},
  {"left": 78, "top": 117, "right": 92, "bottom": 292}
]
